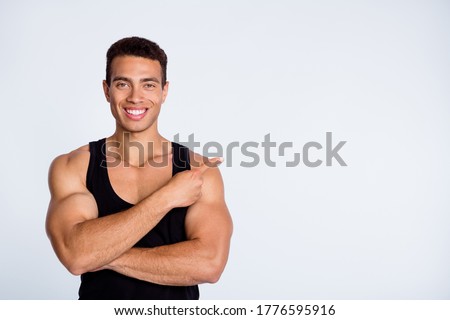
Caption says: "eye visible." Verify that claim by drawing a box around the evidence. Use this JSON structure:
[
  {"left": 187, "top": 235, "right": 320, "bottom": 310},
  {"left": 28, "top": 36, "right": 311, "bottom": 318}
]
[
  {"left": 143, "top": 83, "right": 157, "bottom": 89},
  {"left": 116, "top": 82, "right": 129, "bottom": 89}
]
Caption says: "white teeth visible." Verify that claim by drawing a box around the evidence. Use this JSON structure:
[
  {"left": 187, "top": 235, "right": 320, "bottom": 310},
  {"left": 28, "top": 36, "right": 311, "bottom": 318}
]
[{"left": 126, "top": 109, "right": 146, "bottom": 115}]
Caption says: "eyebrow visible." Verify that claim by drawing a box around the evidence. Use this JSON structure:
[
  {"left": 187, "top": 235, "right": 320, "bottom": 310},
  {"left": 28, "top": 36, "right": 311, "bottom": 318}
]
[{"left": 112, "top": 76, "right": 161, "bottom": 84}]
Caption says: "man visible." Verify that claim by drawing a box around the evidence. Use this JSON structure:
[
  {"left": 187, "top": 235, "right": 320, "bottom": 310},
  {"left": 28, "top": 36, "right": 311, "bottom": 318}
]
[{"left": 45, "top": 37, "right": 233, "bottom": 299}]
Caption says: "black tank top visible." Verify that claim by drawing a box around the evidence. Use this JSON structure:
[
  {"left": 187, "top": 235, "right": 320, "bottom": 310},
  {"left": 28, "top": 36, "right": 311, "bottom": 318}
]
[{"left": 79, "top": 138, "right": 199, "bottom": 300}]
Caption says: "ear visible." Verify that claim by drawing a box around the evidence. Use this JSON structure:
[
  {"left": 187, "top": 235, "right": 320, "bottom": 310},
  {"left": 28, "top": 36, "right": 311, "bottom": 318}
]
[
  {"left": 102, "top": 80, "right": 111, "bottom": 102},
  {"left": 161, "top": 81, "right": 169, "bottom": 104}
]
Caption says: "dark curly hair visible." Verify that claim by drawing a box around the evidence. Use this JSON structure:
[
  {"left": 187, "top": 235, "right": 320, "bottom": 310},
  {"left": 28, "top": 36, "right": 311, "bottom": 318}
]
[{"left": 105, "top": 36, "right": 168, "bottom": 86}]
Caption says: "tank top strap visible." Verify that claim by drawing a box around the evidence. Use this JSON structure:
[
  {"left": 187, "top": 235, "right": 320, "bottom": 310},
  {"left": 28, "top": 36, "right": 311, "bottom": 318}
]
[
  {"left": 172, "top": 142, "right": 190, "bottom": 175},
  {"left": 86, "top": 138, "right": 103, "bottom": 190},
  {"left": 86, "top": 138, "right": 109, "bottom": 197}
]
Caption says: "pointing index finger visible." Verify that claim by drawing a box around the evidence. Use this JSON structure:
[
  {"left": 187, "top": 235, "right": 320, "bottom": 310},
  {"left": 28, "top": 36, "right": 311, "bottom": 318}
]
[{"left": 195, "top": 157, "right": 223, "bottom": 174}]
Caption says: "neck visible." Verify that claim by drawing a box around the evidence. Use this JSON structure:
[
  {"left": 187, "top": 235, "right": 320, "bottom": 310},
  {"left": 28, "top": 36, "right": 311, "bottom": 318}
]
[{"left": 107, "top": 125, "right": 171, "bottom": 167}]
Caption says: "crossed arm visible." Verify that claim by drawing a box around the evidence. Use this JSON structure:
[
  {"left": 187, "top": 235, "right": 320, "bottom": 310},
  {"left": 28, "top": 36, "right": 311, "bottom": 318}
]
[
  {"left": 105, "top": 195, "right": 232, "bottom": 285},
  {"left": 45, "top": 149, "right": 233, "bottom": 286}
]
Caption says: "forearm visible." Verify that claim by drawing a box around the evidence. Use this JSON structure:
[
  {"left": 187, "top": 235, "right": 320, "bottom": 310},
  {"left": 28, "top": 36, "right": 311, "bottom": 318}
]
[
  {"left": 106, "top": 240, "right": 225, "bottom": 286},
  {"left": 64, "top": 190, "right": 172, "bottom": 274}
]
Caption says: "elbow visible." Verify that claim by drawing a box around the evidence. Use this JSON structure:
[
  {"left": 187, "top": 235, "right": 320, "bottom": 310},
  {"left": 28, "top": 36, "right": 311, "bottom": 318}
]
[
  {"left": 60, "top": 252, "right": 92, "bottom": 276},
  {"left": 66, "top": 263, "right": 86, "bottom": 276},
  {"left": 66, "top": 254, "right": 100, "bottom": 276},
  {"left": 205, "top": 271, "right": 222, "bottom": 284},
  {"left": 195, "top": 239, "right": 231, "bottom": 284},
  {"left": 48, "top": 234, "right": 97, "bottom": 276},
  {"left": 201, "top": 257, "right": 227, "bottom": 284},
  {"left": 51, "top": 246, "right": 88, "bottom": 276}
]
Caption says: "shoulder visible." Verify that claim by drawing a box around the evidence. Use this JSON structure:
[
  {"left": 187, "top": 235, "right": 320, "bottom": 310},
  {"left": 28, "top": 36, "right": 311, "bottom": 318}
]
[
  {"left": 50, "top": 144, "right": 90, "bottom": 174},
  {"left": 48, "top": 144, "right": 91, "bottom": 193},
  {"left": 189, "top": 150, "right": 222, "bottom": 172},
  {"left": 189, "top": 149, "right": 225, "bottom": 195}
]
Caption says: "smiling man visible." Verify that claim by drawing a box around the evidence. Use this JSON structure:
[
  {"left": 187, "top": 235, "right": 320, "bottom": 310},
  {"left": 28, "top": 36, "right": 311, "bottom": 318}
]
[{"left": 45, "top": 37, "right": 233, "bottom": 299}]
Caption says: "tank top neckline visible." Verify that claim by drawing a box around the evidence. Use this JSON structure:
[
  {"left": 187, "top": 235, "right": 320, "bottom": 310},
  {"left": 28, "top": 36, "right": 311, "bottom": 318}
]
[{"left": 99, "top": 138, "right": 181, "bottom": 206}]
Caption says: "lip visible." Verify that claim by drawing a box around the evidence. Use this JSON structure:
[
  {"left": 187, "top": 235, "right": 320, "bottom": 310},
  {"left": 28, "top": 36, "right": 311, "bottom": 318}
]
[{"left": 122, "top": 107, "right": 148, "bottom": 121}]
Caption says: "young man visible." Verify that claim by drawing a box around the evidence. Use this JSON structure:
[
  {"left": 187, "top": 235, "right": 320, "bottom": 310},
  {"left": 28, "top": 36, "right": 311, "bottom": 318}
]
[{"left": 45, "top": 37, "right": 233, "bottom": 299}]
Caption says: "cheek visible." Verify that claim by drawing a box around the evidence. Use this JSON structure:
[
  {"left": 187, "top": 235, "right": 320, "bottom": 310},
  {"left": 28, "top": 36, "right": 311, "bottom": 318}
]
[
  {"left": 110, "top": 103, "right": 119, "bottom": 116},
  {"left": 145, "top": 94, "right": 162, "bottom": 105},
  {"left": 109, "top": 93, "right": 125, "bottom": 105},
  {"left": 108, "top": 96, "right": 123, "bottom": 115}
]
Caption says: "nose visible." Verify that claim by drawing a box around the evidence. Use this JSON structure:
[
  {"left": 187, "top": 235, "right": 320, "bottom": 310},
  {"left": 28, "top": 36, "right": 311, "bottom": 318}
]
[{"left": 126, "top": 87, "right": 144, "bottom": 104}]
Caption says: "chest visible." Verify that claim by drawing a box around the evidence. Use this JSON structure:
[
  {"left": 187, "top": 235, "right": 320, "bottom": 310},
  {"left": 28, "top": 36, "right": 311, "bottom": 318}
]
[{"left": 106, "top": 161, "right": 173, "bottom": 205}]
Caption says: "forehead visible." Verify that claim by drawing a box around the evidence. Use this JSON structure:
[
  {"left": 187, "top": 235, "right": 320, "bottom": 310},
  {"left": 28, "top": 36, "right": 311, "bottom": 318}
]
[{"left": 110, "top": 55, "right": 162, "bottom": 80}]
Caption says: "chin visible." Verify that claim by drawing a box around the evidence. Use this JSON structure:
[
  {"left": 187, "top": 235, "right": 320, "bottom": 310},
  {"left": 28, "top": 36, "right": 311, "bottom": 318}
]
[{"left": 121, "top": 121, "right": 157, "bottom": 133}]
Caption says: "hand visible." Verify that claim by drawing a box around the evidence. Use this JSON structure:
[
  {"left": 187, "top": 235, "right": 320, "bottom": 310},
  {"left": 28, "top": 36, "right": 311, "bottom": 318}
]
[{"left": 162, "top": 157, "right": 223, "bottom": 208}]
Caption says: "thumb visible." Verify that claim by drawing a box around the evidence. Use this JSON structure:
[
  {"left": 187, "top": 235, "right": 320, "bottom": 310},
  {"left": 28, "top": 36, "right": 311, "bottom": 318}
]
[{"left": 194, "top": 157, "right": 223, "bottom": 174}]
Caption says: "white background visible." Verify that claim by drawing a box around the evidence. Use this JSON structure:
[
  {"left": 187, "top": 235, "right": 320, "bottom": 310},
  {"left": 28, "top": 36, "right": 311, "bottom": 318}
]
[{"left": 0, "top": 0, "right": 449, "bottom": 299}]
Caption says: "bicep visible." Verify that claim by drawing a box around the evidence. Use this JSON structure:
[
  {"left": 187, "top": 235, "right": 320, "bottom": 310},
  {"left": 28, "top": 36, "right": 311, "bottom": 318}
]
[
  {"left": 46, "top": 192, "right": 98, "bottom": 239},
  {"left": 185, "top": 168, "right": 233, "bottom": 253},
  {"left": 45, "top": 155, "right": 98, "bottom": 253}
]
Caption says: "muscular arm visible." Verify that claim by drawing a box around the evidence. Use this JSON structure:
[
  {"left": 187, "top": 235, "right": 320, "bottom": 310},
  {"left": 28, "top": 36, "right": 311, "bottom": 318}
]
[
  {"left": 45, "top": 150, "right": 203, "bottom": 276},
  {"left": 104, "top": 164, "right": 233, "bottom": 286}
]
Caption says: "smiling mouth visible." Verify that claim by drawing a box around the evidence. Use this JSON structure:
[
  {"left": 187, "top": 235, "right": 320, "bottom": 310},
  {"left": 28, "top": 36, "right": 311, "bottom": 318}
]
[{"left": 124, "top": 108, "right": 147, "bottom": 115}]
